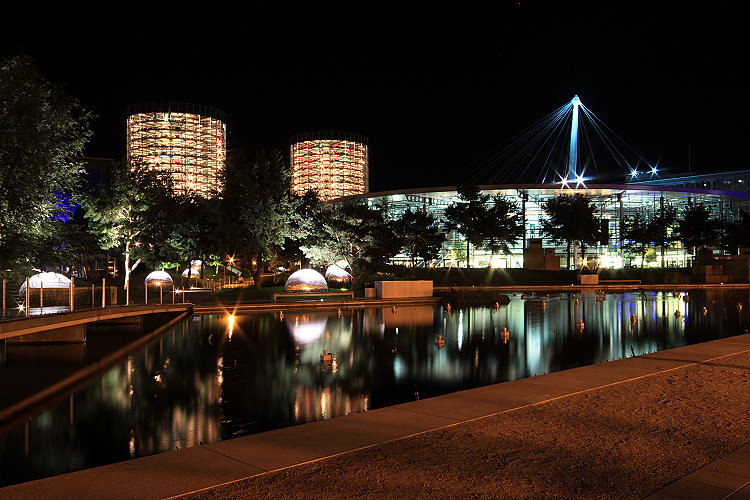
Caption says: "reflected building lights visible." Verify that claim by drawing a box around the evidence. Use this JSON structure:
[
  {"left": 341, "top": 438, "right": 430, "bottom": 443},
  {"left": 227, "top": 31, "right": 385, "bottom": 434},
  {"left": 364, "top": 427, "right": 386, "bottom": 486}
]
[{"left": 2, "top": 293, "right": 739, "bottom": 487}]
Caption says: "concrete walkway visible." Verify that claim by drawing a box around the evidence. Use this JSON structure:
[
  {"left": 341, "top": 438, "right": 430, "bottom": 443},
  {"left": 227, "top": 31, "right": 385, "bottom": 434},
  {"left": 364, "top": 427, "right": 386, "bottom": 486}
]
[
  {"left": 1, "top": 334, "right": 749, "bottom": 499},
  {"left": 646, "top": 443, "right": 750, "bottom": 499}
]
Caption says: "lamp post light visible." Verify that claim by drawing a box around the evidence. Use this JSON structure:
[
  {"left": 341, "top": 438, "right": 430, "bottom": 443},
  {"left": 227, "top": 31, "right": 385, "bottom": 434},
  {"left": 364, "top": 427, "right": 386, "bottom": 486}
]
[
  {"left": 25, "top": 277, "right": 30, "bottom": 317},
  {"left": 225, "top": 256, "right": 236, "bottom": 286}
]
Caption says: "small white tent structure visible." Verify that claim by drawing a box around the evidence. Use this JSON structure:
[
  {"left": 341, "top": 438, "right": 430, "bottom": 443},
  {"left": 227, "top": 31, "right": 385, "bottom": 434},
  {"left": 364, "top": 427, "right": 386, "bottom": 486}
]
[
  {"left": 285, "top": 269, "right": 328, "bottom": 293},
  {"left": 18, "top": 272, "right": 71, "bottom": 295}
]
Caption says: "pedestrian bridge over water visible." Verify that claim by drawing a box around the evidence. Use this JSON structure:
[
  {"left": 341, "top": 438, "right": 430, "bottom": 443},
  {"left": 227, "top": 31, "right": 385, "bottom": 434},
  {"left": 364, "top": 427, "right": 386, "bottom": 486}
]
[{"left": 0, "top": 304, "right": 193, "bottom": 342}]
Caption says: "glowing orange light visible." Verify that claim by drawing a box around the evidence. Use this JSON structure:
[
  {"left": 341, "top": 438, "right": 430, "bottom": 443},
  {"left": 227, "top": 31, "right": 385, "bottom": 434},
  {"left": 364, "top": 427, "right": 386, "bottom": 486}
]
[
  {"left": 227, "top": 314, "right": 235, "bottom": 340},
  {"left": 127, "top": 103, "right": 226, "bottom": 197},
  {"left": 290, "top": 133, "right": 368, "bottom": 201}
]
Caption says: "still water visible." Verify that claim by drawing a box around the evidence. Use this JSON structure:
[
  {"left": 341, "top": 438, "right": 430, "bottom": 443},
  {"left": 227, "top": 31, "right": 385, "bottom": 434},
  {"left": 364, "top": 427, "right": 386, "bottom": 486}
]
[{"left": 1, "top": 289, "right": 749, "bottom": 486}]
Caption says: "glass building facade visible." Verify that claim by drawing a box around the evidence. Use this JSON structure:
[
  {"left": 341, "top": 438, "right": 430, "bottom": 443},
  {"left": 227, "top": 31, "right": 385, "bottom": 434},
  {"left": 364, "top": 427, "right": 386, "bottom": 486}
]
[
  {"left": 290, "top": 131, "right": 368, "bottom": 201},
  {"left": 342, "top": 184, "right": 750, "bottom": 269},
  {"left": 127, "top": 102, "right": 226, "bottom": 197}
]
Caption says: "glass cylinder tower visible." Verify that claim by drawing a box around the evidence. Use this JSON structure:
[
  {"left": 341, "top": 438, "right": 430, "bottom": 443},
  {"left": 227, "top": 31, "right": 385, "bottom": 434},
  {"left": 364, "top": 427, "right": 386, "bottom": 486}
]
[
  {"left": 290, "top": 131, "right": 369, "bottom": 201},
  {"left": 127, "top": 102, "right": 226, "bottom": 197}
]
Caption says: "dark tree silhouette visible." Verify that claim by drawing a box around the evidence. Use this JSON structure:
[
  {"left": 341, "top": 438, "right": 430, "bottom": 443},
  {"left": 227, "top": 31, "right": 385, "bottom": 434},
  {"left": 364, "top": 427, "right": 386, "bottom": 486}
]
[
  {"left": 540, "top": 194, "right": 601, "bottom": 270},
  {"left": 676, "top": 203, "right": 718, "bottom": 257},
  {"left": 0, "top": 54, "right": 92, "bottom": 276}
]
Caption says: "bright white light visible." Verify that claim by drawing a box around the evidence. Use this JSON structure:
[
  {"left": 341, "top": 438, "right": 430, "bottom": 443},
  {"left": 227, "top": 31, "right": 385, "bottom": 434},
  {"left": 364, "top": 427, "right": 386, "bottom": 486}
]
[
  {"left": 288, "top": 314, "right": 328, "bottom": 345},
  {"left": 574, "top": 174, "right": 588, "bottom": 188},
  {"left": 558, "top": 176, "right": 570, "bottom": 189},
  {"left": 630, "top": 169, "right": 639, "bottom": 178},
  {"left": 650, "top": 166, "right": 658, "bottom": 175}
]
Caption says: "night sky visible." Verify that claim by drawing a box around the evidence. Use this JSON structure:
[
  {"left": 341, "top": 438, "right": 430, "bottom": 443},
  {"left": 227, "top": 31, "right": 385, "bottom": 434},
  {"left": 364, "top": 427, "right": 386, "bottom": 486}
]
[{"left": 1, "top": 2, "right": 745, "bottom": 191}]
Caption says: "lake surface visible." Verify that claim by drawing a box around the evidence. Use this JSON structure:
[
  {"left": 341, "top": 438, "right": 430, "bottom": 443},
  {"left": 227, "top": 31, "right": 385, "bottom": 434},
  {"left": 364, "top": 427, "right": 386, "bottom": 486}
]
[{"left": 1, "top": 289, "right": 749, "bottom": 486}]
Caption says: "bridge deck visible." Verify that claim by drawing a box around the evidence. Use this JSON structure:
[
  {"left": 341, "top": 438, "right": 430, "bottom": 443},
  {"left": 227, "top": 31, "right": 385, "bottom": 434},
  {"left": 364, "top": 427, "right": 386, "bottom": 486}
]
[{"left": 0, "top": 304, "right": 193, "bottom": 340}]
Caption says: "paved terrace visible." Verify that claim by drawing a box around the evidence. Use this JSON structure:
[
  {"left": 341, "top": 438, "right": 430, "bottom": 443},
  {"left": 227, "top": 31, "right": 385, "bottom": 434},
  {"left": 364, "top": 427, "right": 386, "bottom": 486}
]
[{"left": 1, "top": 332, "right": 748, "bottom": 499}]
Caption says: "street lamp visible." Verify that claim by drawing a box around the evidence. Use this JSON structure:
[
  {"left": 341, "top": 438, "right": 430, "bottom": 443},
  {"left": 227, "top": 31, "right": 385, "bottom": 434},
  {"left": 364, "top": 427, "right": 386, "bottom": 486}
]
[{"left": 225, "top": 256, "right": 236, "bottom": 286}]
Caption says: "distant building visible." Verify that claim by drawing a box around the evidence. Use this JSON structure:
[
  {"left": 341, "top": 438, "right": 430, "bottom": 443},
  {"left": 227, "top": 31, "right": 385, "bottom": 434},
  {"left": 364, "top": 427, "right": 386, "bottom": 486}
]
[
  {"left": 79, "top": 157, "right": 115, "bottom": 193},
  {"left": 290, "top": 131, "right": 368, "bottom": 201},
  {"left": 629, "top": 169, "right": 750, "bottom": 194},
  {"left": 126, "top": 102, "right": 226, "bottom": 197},
  {"left": 343, "top": 184, "right": 750, "bottom": 269}
]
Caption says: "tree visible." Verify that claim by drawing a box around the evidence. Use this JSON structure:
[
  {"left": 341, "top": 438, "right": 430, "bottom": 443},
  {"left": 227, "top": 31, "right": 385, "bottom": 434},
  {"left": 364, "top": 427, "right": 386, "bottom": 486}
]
[
  {"left": 622, "top": 206, "right": 677, "bottom": 268},
  {"left": 622, "top": 213, "right": 651, "bottom": 268},
  {"left": 650, "top": 205, "right": 678, "bottom": 265},
  {"left": 0, "top": 54, "right": 92, "bottom": 276},
  {"left": 444, "top": 185, "right": 490, "bottom": 268},
  {"left": 718, "top": 211, "right": 750, "bottom": 255},
  {"left": 540, "top": 193, "right": 601, "bottom": 270},
  {"left": 82, "top": 162, "right": 172, "bottom": 302},
  {"left": 218, "top": 150, "right": 299, "bottom": 288},
  {"left": 676, "top": 202, "right": 718, "bottom": 257},
  {"left": 444, "top": 186, "right": 524, "bottom": 268},
  {"left": 300, "top": 200, "right": 400, "bottom": 284},
  {"left": 392, "top": 208, "right": 445, "bottom": 267},
  {"left": 482, "top": 195, "right": 524, "bottom": 264},
  {"left": 164, "top": 195, "right": 220, "bottom": 274}
]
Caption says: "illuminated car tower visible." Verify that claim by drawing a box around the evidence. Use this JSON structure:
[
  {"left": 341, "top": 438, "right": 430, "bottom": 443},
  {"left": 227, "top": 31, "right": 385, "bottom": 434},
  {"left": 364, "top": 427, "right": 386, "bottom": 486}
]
[
  {"left": 127, "top": 102, "right": 226, "bottom": 197},
  {"left": 290, "top": 131, "right": 369, "bottom": 201}
]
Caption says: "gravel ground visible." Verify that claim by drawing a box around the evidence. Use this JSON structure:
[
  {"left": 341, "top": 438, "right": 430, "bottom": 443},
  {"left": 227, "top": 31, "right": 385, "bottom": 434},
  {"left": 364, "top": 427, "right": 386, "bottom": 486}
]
[{"left": 187, "top": 351, "right": 750, "bottom": 500}]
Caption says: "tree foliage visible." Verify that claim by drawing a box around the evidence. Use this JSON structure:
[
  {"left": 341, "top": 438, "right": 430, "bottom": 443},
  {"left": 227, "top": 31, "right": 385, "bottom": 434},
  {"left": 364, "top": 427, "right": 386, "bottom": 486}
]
[
  {"left": 218, "top": 150, "right": 299, "bottom": 287},
  {"left": 0, "top": 54, "right": 92, "bottom": 275},
  {"left": 540, "top": 193, "right": 601, "bottom": 270},
  {"left": 444, "top": 185, "right": 489, "bottom": 266},
  {"left": 622, "top": 206, "right": 677, "bottom": 268},
  {"left": 300, "top": 200, "right": 400, "bottom": 282},
  {"left": 444, "top": 185, "right": 523, "bottom": 267},
  {"left": 676, "top": 202, "right": 717, "bottom": 254},
  {"left": 392, "top": 208, "right": 445, "bottom": 266},
  {"left": 82, "top": 162, "right": 172, "bottom": 295},
  {"left": 718, "top": 211, "right": 750, "bottom": 254},
  {"left": 163, "top": 195, "right": 220, "bottom": 273},
  {"left": 482, "top": 195, "right": 524, "bottom": 257},
  {"left": 621, "top": 213, "right": 651, "bottom": 266}
]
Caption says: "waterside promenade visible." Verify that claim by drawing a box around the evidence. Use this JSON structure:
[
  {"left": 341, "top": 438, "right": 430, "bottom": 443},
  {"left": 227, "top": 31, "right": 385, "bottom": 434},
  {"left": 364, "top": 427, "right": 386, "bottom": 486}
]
[{"left": 0, "top": 331, "right": 747, "bottom": 499}]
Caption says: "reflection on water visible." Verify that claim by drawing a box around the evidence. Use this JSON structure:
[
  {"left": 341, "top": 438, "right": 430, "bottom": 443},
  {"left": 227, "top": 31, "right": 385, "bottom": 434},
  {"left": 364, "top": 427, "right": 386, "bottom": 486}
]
[{"left": 1, "top": 289, "right": 749, "bottom": 486}]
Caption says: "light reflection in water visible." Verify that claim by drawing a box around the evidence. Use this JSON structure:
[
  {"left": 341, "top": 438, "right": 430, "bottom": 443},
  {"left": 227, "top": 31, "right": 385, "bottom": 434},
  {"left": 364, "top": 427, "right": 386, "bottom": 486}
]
[{"left": 1, "top": 289, "right": 748, "bottom": 486}]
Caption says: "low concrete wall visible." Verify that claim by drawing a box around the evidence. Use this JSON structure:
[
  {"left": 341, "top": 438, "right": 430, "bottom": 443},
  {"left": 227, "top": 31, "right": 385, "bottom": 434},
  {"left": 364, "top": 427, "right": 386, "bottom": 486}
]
[
  {"left": 374, "top": 281, "right": 433, "bottom": 298},
  {"left": 578, "top": 274, "right": 599, "bottom": 285}
]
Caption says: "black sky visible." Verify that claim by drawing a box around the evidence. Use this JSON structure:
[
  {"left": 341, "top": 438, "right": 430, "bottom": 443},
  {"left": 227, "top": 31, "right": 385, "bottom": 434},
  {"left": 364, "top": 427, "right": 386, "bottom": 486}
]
[{"left": 1, "top": 2, "right": 745, "bottom": 191}]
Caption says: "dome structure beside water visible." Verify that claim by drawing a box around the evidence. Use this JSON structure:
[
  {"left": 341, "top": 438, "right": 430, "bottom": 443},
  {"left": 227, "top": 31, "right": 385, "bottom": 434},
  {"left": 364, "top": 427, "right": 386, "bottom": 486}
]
[
  {"left": 144, "top": 271, "right": 174, "bottom": 286},
  {"left": 324, "top": 265, "right": 352, "bottom": 286},
  {"left": 285, "top": 269, "right": 328, "bottom": 293},
  {"left": 18, "top": 272, "right": 71, "bottom": 295}
]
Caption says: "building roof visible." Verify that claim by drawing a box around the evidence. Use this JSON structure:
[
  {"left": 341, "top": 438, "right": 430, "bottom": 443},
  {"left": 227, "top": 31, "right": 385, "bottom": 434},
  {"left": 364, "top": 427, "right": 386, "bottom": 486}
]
[{"left": 336, "top": 183, "right": 750, "bottom": 202}]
